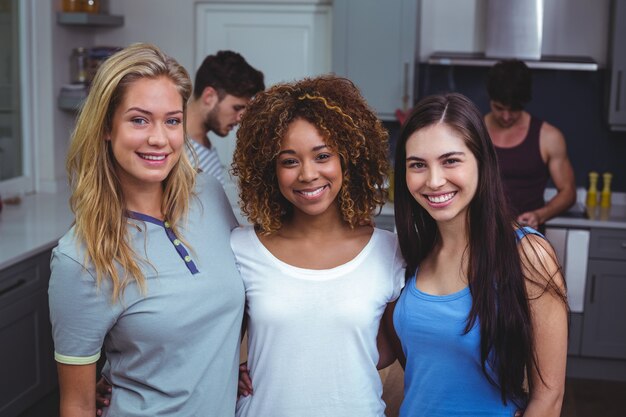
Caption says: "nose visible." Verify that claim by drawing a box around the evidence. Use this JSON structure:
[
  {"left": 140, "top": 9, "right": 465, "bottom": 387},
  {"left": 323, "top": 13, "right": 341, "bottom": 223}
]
[
  {"left": 147, "top": 125, "right": 168, "bottom": 147},
  {"left": 426, "top": 166, "right": 445, "bottom": 189},
  {"left": 298, "top": 161, "right": 318, "bottom": 182}
]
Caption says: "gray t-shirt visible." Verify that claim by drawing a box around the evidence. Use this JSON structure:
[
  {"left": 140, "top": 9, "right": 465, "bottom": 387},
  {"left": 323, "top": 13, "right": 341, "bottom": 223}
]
[{"left": 49, "top": 174, "right": 244, "bottom": 417}]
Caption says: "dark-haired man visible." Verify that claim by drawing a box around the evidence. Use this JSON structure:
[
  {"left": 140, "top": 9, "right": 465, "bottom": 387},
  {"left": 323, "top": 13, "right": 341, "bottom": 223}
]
[
  {"left": 485, "top": 59, "right": 575, "bottom": 229},
  {"left": 187, "top": 51, "right": 264, "bottom": 185}
]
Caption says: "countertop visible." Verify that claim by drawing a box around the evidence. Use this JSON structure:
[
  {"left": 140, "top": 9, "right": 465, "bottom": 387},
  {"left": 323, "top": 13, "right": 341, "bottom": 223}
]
[
  {"left": 378, "top": 199, "right": 626, "bottom": 231},
  {"left": 2, "top": 187, "right": 625, "bottom": 271},
  {"left": 0, "top": 190, "right": 73, "bottom": 270}
]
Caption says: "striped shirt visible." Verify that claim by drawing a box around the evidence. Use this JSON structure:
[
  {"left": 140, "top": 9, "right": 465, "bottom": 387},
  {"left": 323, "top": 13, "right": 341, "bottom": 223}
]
[{"left": 187, "top": 138, "right": 225, "bottom": 186}]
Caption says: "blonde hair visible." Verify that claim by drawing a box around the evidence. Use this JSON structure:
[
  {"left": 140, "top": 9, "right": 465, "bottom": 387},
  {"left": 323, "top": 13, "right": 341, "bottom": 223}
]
[{"left": 66, "top": 43, "right": 195, "bottom": 301}]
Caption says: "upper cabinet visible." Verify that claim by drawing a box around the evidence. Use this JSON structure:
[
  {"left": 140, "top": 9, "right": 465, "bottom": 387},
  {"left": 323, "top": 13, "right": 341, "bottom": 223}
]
[
  {"left": 608, "top": 0, "right": 626, "bottom": 131},
  {"left": 195, "top": 1, "right": 332, "bottom": 209},
  {"left": 332, "top": 0, "right": 418, "bottom": 121}
]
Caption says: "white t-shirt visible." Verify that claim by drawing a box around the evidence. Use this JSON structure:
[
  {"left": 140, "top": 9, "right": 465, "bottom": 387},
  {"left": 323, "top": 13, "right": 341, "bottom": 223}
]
[{"left": 231, "top": 226, "right": 405, "bottom": 417}]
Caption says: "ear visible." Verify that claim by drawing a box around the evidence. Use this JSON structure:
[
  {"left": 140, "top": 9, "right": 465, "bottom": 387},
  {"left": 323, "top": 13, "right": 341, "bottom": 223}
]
[{"left": 201, "top": 86, "right": 219, "bottom": 109}]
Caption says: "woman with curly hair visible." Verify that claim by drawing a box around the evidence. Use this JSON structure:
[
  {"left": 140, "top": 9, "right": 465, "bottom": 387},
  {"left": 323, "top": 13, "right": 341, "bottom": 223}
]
[
  {"left": 384, "top": 93, "right": 567, "bottom": 416},
  {"left": 232, "top": 75, "right": 405, "bottom": 417},
  {"left": 49, "top": 43, "right": 244, "bottom": 416}
]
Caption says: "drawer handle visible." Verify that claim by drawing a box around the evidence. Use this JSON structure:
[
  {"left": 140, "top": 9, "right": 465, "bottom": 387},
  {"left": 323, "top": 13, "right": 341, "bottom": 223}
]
[
  {"left": 0, "top": 279, "right": 27, "bottom": 297},
  {"left": 589, "top": 274, "right": 596, "bottom": 304}
]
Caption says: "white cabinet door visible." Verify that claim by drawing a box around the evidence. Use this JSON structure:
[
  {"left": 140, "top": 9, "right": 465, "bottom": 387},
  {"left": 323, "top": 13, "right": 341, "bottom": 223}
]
[
  {"left": 332, "top": 0, "right": 418, "bottom": 121},
  {"left": 195, "top": 2, "right": 332, "bottom": 206}
]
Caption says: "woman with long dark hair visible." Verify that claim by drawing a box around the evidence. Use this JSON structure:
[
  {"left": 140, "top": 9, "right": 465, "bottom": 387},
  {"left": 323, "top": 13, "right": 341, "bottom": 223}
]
[{"left": 383, "top": 92, "right": 568, "bottom": 416}]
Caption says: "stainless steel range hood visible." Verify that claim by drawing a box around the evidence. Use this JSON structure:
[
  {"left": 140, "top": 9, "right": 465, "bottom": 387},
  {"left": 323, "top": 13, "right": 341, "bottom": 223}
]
[{"left": 428, "top": 0, "right": 598, "bottom": 71}]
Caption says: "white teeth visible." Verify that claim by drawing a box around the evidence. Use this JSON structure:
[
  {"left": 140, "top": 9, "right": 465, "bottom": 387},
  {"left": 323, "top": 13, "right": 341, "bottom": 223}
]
[
  {"left": 427, "top": 192, "right": 455, "bottom": 203},
  {"left": 139, "top": 154, "right": 165, "bottom": 161},
  {"left": 299, "top": 186, "right": 325, "bottom": 197}
]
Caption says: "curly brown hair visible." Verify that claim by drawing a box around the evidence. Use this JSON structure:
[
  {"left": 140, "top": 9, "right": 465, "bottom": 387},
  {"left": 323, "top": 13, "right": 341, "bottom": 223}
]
[{"left": 231, "top": 75, "right": 390, "bottom": 234}]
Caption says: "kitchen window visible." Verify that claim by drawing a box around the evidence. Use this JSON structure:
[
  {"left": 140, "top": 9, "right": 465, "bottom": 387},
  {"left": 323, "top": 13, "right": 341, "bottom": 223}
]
[{"left": 0, "top": 0, "right": 34, "bottom": 196}]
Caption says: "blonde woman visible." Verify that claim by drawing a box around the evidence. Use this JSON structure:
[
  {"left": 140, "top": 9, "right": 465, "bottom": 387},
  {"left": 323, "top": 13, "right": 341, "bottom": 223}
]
[{"left": 48, "top": 43, "right": 244, "bottom": 417}]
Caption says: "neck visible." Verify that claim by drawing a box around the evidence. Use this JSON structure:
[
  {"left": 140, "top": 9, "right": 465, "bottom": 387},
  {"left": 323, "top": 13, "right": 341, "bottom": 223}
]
[
  {"left": 122, "top": 182, "right": 165, "bottom": 220},
  {"left": 186, "top": 98, "right": 209, "bottom": 146},
  {"left": 281, "top": 205, "right": 349, "bottom": 239},
  {"left": 487, "top": 110, "right": 530, "bottom": 131},
  {"left": 435, "top": 217, "right": 469, "bottom": 254}
]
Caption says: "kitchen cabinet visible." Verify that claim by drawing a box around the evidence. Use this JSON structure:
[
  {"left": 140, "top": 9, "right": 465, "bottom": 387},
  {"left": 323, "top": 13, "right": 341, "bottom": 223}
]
[
  {"left": 0, "top": 249, "right": 56, "bottom": 417},
  {"left": 580, "top": 228, "right": 626, "bottom": 359},
  {"left": 544, "top": 226, "right": 588, "bottom": 356},
  {"left": 332, "top": 0, "right": 418, "bottom": 121},
  {"left": 608, "top": 0, "right": 626, "bottom": 131},
  {"left": 56, "top": 12, "right": 124, "bottom": 111}
]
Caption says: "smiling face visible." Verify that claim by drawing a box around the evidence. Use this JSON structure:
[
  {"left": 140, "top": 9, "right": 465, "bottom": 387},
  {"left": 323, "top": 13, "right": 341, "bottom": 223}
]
[
  {"left": 109, "top": 76, "right": 185, "bottom": 195},
  {"left": 204, "top": 93, "right": 250, "bottom": 137},
  {"left": 276, "top": 118, "right": 343, "bottom": 220},
  {"left": 405, "top": 123, "right": 479, "bottom": 227}
]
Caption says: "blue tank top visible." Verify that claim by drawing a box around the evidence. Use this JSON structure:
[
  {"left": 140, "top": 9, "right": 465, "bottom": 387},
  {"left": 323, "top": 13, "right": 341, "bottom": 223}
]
[{"left": 393, "top": 227, "right": 540, "bottom": 416}]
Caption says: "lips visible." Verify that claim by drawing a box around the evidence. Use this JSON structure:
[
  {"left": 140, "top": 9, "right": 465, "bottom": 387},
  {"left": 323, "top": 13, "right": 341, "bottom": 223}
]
[
  {"left": 295, "top": 185, "right": 327, "bottom": 199},
  {"left": 425, "top": 191, "right": 456, "bottom": 204},
  {"left": 137, "top": 153, "right": 167, "bottom": 161}
]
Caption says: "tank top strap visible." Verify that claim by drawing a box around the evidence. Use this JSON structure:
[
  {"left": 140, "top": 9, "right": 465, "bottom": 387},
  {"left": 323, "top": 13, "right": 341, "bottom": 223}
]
[
  {"left": 524, "top": 116, "right": 544, "bottom": 151},
  {"left": 515, "top": 226, "right": 545, "bottom": 242}
]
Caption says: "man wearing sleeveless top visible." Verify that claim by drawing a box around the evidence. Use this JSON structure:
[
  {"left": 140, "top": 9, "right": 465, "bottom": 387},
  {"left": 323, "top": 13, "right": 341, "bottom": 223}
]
[
  {"left": 186, "top": 51, "right": 264, "bottom": 186},
  {"left": 485, "top": 59, "right": 575, "bottom": 230}
]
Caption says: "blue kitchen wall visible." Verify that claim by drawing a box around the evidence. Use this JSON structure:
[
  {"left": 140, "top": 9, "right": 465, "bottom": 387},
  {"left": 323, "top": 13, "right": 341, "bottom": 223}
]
[{"left": 384, "top": 64, "right": 626, "bottom": 192}]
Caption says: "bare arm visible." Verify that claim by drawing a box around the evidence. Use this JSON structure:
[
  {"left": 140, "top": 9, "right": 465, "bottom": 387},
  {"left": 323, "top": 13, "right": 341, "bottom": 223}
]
[
  {"left": 57, "top": 362, "right": 97, "bottom": 417},
  {"left": 519, "top": 124, "right": 576, "bottom": 227},
  {"left": 519, "top": 235, "right": 568, "bottom": 417},
  {"left": 377, "top": 300, "right": 405, "bottom": 370}
]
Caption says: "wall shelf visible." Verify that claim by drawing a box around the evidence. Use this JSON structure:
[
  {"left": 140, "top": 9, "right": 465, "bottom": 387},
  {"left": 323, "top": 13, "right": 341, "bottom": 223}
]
[
  {"left": 57, "top": 90, "right": 87, "bottom": 112},
  {"left": 56, "top": 12, "right": 124, "bottom": 27}
]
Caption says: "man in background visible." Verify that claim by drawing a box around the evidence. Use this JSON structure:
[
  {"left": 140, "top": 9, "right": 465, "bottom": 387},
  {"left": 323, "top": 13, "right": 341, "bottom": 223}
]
[
  {"left": 187, "top": 51, "right": 265, "bottom": 185},
  {"left": 485, "top": 59, "right": 576, "bottom": 229}
]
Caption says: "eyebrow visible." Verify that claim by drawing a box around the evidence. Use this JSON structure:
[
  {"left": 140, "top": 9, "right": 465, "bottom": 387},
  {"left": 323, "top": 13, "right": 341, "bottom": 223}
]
[
  {"left": 125, "top": 107, "right": 183, "bottom": 116},
  {"left": 406, "top": 151, "right": 465, "bottom": 162},
  {"left": 278, "top": 144, "right": 328, "bottom": 156}
]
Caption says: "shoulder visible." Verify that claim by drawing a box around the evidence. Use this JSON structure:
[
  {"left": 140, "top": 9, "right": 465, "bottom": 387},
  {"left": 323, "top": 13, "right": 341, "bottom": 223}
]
[
  {"left": 231, "top": 225, "right": 253, "bottom": 240},
  {"left": 230, "top": 225, "right": 256, "bottom": 250},
  {"left": 194, "top": 173, "right": 233, "bottom": 213},
  {"left": 50, "top": 228, "right": 97, "bottom": 286},
  {"left": 53, "top": 227, "right": 87, "bottom": 267},
  {"left": 195, "top": 171, "right": 224, "bottom": 194},
  {"left": 372, "top": 228, "right": 405, "bottom": 266},
  {"left": 515, "top": 228, "right": 565, "bottom": 297},
  {"left": 539, "top": 120, "right": 567, "bottom": 152},
  {"left": 373, "top": 228, "right": 399, "bottom": 246}
]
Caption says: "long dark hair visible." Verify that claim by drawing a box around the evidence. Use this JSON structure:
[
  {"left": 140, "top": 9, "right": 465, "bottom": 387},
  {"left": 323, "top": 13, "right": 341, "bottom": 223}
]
[{"left": 394, "top": 93, "right": 533, "bottom": 406}]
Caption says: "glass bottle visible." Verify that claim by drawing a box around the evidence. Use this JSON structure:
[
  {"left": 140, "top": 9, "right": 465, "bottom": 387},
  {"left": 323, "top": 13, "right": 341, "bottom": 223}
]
[
  {"left": 82, "top": 0, "right": 100, "bottom": 13},
  {"left": 62, "top": 0, "right": 82, "bottom": 12},
  {"left": 70, "top": 47, "right": 89, "bottom": 84},
  {"left": 600, "top": 172, "right": 612, "bottom": 208},
  {"left": 586, "top": 171, "right": 598, "bottom": 208}
]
